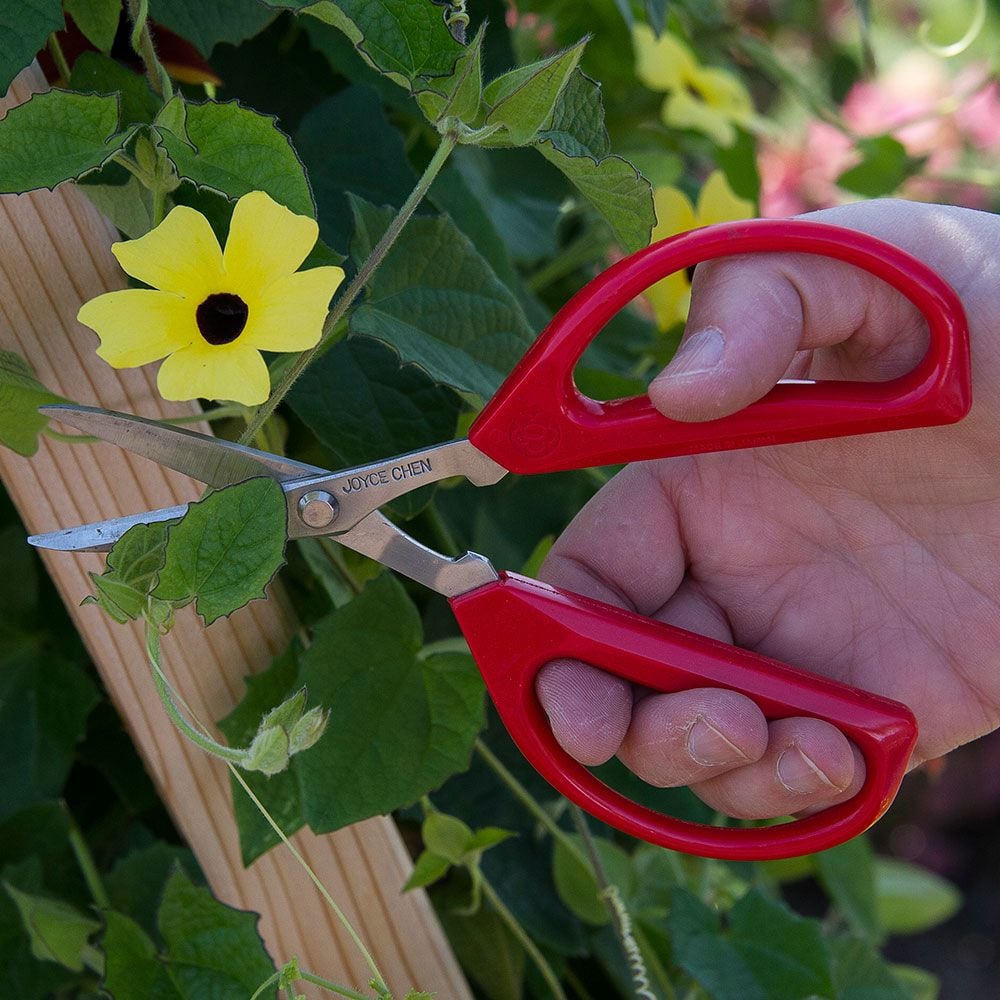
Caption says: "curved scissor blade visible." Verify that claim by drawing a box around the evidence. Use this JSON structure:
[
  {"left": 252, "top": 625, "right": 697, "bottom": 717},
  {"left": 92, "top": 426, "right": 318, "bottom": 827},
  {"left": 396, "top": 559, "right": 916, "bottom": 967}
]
[
  {"left": 41, "top": 405, "right": 329, "bottom": 487},
  {"left": 27, "top": 504, "right": 190, "bottom": 553}
]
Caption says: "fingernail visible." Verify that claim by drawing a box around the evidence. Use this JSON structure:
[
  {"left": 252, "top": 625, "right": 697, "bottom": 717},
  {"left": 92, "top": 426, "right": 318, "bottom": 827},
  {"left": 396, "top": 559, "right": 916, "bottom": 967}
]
[
  {"left": 656, "top": 326, "right": 725, "bottom": 381},
  {"left": 687, "top": 716, "right": 748, "bottom": 767},
  {"left": 777, "top": 746, "right": 838, "bottom": 795}
]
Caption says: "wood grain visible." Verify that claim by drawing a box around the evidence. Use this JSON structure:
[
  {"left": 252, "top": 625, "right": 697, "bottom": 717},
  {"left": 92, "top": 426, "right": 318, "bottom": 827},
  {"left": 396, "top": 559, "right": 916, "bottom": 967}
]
[{"left": 0, "top": 64, "right": 470, "bottom": 999}]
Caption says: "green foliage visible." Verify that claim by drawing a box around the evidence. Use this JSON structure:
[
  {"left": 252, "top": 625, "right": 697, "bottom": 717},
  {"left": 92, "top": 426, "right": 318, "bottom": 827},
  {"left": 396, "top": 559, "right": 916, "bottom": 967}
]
[
  {"left": 405, "top": 811, "right": 514, "bottom": 890},
  {"left": 154, "top": 479, "right": 288, "bottom": 626},
  {"left": 154, "top": 98, "right": 315, "bottom": 216},
  {"left": 3, "top": 884, "right": 99, "bottom": 972},
  {"left": 838, "top": 135, "right": 926, "bottom": 197},
  {"left": 349, "top": 197, "right": 535, "bottom": 398},
  {"left": 0, "top": 90, "right": 133, "bottom": 194},
  {"left": 816, "top": 836, "right": 881, "bottom": 943},
  {"left": 147, "top": 0, "right": 278, "bottom": 56},
  {"left": 83, "top": 520, "right": 170, "bottom": 623},
  {"left": 874, "top": 858, "right": 962, "bottom": 934},
  {"left": 68, "top": 52, "right": 160, "bottom": 126},
  {"left": 103, "top": 868, "right": 276, "bottom": 998},
  {"left": 0, "top": 1, "right": 63, "bottom": 96},
  {"left": 552, "top": 835, "right": 634, "bottom": 925},
  {"left": 64, "top": 0, "right": 121, "bottom": 53},
  {"left": 0, "top": 351, "right": 66, "bottom": 456}
]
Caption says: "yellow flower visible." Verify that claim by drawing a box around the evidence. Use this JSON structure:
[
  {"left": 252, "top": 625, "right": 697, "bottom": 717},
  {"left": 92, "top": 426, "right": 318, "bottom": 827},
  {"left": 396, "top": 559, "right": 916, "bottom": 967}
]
[
  {"left": 633, "top": 24, "right": 753, "bottom": 147},
  {"left": 78, "top": 191, "right": 344, "bottom": 406},
  {"left": 646, "top": 171, "right": 755, "bottom": 330}
]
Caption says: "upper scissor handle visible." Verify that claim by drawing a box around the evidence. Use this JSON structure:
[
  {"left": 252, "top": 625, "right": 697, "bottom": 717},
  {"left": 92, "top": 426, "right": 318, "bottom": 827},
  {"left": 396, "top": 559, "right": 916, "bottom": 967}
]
[
  {"left": 468, "top": 219, "right": 972, "bottom": 474},
  {"left": 452, "top": 573, "right": 916, "bottom": 860}
]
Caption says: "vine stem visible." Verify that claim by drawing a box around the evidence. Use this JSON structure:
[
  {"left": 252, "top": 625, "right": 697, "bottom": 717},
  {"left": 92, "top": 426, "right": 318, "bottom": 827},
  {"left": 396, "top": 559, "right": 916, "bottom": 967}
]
[
  {"left": 67, "top": 814, "right": 110, "bottom": 909},
  {"left": 228, "top": 764, "right": 389, "bottom": 995},
  {"left": 144, "top": 620, "right": 246, "bottom": 764},
  {"left": 47, "top": 33, "right": 72, "bottom": 83},
  {"left": 250, "top": 969, "right": 370, "bottom": 1000},
  {"left": 479, "top": 873, "right": 568, "bottom": 1000},
  {"left": 239, "top": 130, "right": 460, "bottom": 445},
  {"left": 474, "top": 739, "right": 588, "bottom": 868},
  {"left": 569, "top": 806, "right": 665, "bottom": 1000},
  {"left": 126, "top": 0, "right": 173, "bottom": 101}
]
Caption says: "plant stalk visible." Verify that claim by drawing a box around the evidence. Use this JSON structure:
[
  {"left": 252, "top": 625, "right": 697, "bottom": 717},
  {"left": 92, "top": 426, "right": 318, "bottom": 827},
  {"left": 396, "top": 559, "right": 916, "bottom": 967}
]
[
  {"left": 126, "top": 0, "right": 173, "bottom": 101},
  {"left": 67, "top": 816, "right": 110, "bottom": 909},
  {"left": 239, "top": 130, "right": 460, "bottom": 445},
  {"left": 480, "top": 873, "right": 568, "bottom": 1000}
]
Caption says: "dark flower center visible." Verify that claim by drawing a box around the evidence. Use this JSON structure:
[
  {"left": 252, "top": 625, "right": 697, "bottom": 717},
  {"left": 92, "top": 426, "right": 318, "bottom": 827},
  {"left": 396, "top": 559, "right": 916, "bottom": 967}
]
[{"left": 196, "top": 293, "right": 249, "bottom": 346}]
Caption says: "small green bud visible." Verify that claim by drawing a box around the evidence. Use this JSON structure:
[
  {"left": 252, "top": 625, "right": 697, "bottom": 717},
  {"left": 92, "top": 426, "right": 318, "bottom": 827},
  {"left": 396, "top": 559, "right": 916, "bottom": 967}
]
[
  {"left": 134, "top": 135, "right": 159, "bottom": 178},
  {"left": 262, "top": 687, "right": 307, "bottom": 733},
  {"left": 288, "top": 705, "right": 329, "bottom": 754},
  {"left": 242, "top": 725, "right": 290, "bottom": 776}
]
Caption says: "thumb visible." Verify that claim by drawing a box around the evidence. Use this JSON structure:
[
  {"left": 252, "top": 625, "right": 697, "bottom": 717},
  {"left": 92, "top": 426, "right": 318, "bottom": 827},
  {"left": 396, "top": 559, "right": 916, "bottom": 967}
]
[{"left": 648, "top": 229, "right": 930, "bottom": 423}]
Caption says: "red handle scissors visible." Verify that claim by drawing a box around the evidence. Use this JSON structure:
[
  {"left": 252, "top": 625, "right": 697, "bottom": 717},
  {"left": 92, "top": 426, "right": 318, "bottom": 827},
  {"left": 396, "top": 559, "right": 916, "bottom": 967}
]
[{"left": 31, "top": 220, "right": 971, "bottom": 860}]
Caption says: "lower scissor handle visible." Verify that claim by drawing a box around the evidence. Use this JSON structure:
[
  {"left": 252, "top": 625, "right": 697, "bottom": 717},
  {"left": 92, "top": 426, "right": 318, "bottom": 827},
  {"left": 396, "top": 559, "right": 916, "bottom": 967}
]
[{"left": 450, "top": 572, "right": 916, "bottom": 861}]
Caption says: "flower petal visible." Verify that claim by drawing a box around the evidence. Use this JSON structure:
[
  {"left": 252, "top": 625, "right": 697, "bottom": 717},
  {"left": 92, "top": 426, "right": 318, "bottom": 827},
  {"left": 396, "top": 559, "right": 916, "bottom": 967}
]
[
  {"left": 663, "top": 90, "right": 737, "bottom": 147},
  {"left": 241, "top": 265, "right": 345, "bottom": 353},
  {"left": 651, "top": 186, "right": 697, "bottom": 243},
  {"left": 696, "top": 170, "right": 756, "bottom": 227},
  {"left": 224, "top": 191, "right": 320, "bottom": 295},
  {"left": 111, "top": 206, "right": 224, "bottom": 297},
  {"left": 646, "top": 271, "right": 691, "bottom": 332},
  {"left": 156, "top": 342, "right": 270, "bottom": 405},
  {"left": 691, "top": 66, "right": 754, "bottom": 122},
  {"left": 78, "top": 289, "right": 195, "bottom": 368},
  {"left": 633, "top": 24, "right": 693, "bottom": 93}
]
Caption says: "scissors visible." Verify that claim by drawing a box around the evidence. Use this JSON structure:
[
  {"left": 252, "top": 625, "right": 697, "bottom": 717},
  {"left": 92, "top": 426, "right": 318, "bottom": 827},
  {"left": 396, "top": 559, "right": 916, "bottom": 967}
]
[{"left": 29, "top": 219, "right": 972, "bottom": 860}]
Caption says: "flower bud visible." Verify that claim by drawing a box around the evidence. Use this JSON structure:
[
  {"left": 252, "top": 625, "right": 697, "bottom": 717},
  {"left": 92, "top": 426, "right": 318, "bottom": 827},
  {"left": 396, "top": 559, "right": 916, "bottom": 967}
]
[
  {"left": 289, "top": 706, "right": 329, "bottom": 754},
  {"left": 243, "top": 725, "right": 290, "bottom": 776}
]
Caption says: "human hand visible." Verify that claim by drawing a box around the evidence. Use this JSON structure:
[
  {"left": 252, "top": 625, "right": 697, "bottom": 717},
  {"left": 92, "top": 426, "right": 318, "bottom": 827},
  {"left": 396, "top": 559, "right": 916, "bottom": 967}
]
[{"left": 536, "top": 199, "right": 1000, "bottom": 820}]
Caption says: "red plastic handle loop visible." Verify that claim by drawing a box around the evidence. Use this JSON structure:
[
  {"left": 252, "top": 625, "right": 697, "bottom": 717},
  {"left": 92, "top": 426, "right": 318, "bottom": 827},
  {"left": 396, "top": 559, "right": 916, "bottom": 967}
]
[
  {"left": 469, "top": 219, "right": 971, "bottom": 474},
  {"left": 451, "top": 573, "right": 917, "bottom": 861}
]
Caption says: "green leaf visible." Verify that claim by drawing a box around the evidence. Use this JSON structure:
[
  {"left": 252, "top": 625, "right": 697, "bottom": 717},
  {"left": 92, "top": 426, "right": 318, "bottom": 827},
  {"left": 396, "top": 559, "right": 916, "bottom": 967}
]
[
  {"left": 535, "top": 69, "right": 610, "bottom": 160},
  {"left": 102, "top": 910, "right": 177, "bottom": 999},
  {"left": 79, "top": 175, "right": 155, "bottom": 239},
  {"left": 85, "top": 520, "right": 171, "bottom": 623},
  {"left": 294, "top": 85, "right": 416, "bottom": 253},
  {"left": 0, "top": 857, "right": 77, "bottom": 998},
  {"left": 728, "top": 890, "right": 834, "bottom": 1000},
  {"left": 552, "top": 834, "right": 634, "bottom": 926},
  {"left": 158, "top": 868, "right": 276, "bottom": 996},
  {"left": 3, "top": 883, "right": 99, "bottom": 972},
  {"left": 0, "top": 629, "right": 99, "bottom": 822},
  {"left": 645, "top": 0, "right": 668, "bottom": 35},
  {"left": 295, "top": 574, "right": 486, "bottom": 831},
  {"left": 403, "top": 850, "right": 452, "bottom": 891},
  {"left": 889, "top": 963, "right": 939, "bottom": 1000},
  {"left": 423, "top": 812, "right": 474, "bottom": 863},
  {"left": 288, "top": 336, "right": 461, "bottom": 519},
  {"left": 417, "top": 21, "right": 485, "bottom": 124},
  {"left": 268, "top": 0, "right": 464, "bottom": 91},
  {"left": 155, "top": 99, "right": 315, "bottom": 216},
  {"left": 348, "top": 197, "right": 535, "bottom": 398},
  {"left": 536, "top": 140, "right": 654, "bottom": 253},
  {"left": 439, "top": 907, "right": 526, "bottom": 1000},
  {"left": 147, "top": 0, "right": 277, "bottom": 56},
  {"left": 669, "top": 888, "right": 835, "bottom": 1000},
  {"left": 154, "top": 478, "right": 288, "bottom": 626},
  {"left": 0, "top": 1, "right": 63, "bottom": 97},
  {"left": 0, "top": 90, "right": 134, "bottom": 194},
  {"left": 837, "top": 135, "right": 925, "bottom": 198},
  {"left": 219, "top": 641, "right": 305, "bottom": 865},
  {"left": 483, "top": 39, "right": 587, "bottom": 146},
  {"left": 64, "top": 0, "right": 121, "bottom": 52},
  {"left": 874, "top": 858, "right": 961, "bottom": 934},
  {"left": 0, "top": 350, "right": 66, "bottom": 456},
  {"left": 830, "top": 935, "right": 910, "bottom": 1000},
  {"left": 816, "top": 836, "right": 881, "bottom": 943},
  {"left": 68, "top": 51, "right": 159, "bottom": 127}
]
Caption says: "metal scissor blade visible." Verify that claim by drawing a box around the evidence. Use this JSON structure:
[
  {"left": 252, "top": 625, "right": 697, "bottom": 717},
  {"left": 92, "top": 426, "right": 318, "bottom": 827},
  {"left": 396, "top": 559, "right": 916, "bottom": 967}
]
[
  {"left": 40, "top": 405, "right": 329, "bottom": 488},
  {"left": 27, "top": 504, "right": 190, "bottom": 553}
]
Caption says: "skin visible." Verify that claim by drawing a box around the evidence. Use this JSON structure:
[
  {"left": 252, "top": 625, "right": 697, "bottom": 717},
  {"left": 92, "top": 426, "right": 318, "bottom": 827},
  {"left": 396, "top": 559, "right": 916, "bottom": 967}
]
[{"left": 535, "top": 199, "right": 1000, "bottom": 820}]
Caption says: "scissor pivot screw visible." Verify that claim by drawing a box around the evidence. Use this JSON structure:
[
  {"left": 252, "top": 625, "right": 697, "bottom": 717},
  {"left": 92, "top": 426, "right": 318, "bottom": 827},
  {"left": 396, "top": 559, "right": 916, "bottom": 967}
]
[{"left": 298, "top": 490, "right": 338, "bottom": 529}]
